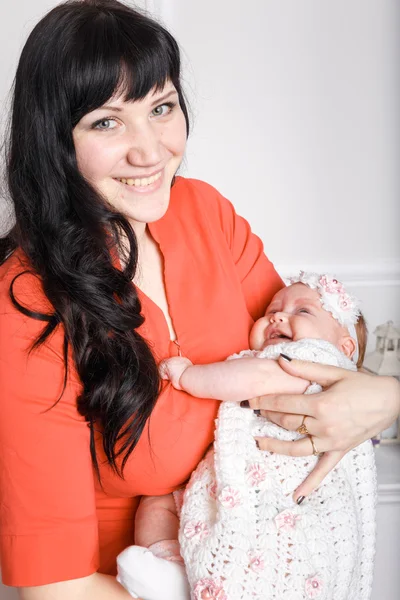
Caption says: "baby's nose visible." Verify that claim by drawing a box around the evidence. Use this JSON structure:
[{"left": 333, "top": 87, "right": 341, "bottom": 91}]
[{"left": 270, "top": 311, "right": 288, "bottom": 323}]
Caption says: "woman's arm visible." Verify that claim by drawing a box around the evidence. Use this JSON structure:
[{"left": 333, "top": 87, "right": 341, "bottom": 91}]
[
  {"left": 250, "top": 356, "right": 400, "bottom": 499},
  {"left": 160, "top": 356, "right": 310, "bottom": 401},
  {"left": 0, "top": 267, "right": 101, "bottom": 588},
  {"left": 18, "top": 573, "right": 135, "bottom": 600}
]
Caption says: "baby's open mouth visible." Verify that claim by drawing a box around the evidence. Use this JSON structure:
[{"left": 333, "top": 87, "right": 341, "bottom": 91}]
[{"left": 269, "top": 333, "right": 292, "bottom": 340}]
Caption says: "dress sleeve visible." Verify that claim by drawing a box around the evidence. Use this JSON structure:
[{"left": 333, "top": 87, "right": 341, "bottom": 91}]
[
  {"left": 0, "top": 266, "right": 99, "bottom": 586},
  {"left": 199, "top": 180, "right": 284, "bottom": 320}
]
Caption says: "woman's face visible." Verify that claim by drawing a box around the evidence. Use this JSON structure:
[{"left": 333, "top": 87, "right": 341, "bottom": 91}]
[{"left": 73, "top": 81, "right": 187, "bottom": 234}]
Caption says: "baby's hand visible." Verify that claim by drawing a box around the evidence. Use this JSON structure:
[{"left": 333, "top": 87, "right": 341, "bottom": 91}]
[{"left": 159, "top": 357, "right": 193, "bottom": 390}]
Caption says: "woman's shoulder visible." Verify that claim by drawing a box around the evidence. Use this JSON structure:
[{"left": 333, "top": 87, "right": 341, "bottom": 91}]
[
  {"left": 172, "top": 176, "right": 230, "bottom": 208},
  {"left": 0, "top": 248, "right": 53, "bottom": 317},
  {"left": 171, "top": 176, "right": 237, "bottom": 225},
  {"left": 173, "top": 176, "right": 220, "bottom": 196}
]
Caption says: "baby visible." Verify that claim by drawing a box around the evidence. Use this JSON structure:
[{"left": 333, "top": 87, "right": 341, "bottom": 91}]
[{"left": 117, "top": 273, "right": 376, "bottom": 600}]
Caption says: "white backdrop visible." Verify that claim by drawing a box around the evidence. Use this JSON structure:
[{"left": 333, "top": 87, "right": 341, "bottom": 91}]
[{"left": 0, "top": 1, "right": 399, "bottom": 597}]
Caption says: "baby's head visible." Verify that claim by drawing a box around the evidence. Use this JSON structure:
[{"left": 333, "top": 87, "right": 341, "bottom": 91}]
[{"left": 250, "top": 272, "right": 367, "bottom": 368}]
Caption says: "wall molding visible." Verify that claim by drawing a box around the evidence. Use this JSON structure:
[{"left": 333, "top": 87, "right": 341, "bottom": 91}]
[
  {"left": 377, "top": 483, "right": 400, "bottom": 506},
  {"left": 275, "top": 261, "right": 400, "bottom": 288}
]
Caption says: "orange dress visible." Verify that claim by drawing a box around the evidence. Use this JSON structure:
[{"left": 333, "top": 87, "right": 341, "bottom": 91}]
[{"left": 0, "top": 177, "right": 283, "bottom": 586}]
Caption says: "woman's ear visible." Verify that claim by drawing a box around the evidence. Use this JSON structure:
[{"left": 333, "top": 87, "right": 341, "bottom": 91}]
[{"left": 339, "top": 335, "right": 357, "bottom": 359}]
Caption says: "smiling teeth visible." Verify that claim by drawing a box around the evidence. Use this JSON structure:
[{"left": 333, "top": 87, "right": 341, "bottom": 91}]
[{"left": 118, "top": 172, "right": 162, "bottom": 187}]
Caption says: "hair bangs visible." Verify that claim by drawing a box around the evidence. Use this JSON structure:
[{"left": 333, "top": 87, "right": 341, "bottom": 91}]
[{"left": 69, "top": 7, "right": 181, "bottom": 126}]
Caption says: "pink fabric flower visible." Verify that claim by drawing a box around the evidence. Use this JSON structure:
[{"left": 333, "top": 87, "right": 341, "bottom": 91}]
[
  {"left": 194, "top": 578, "right": 227, "bottom": 600},
  {"left": 207, "top": 481, "right": 217, "bottom": 499},
  {"left": 218, "top": 486, "right": 242, "bottom": 508},
  {"left": 246, "top": 462, "right": 267, "bottom": 487},
  {"left": 319, "top": 275, "right": 343, "bottom": 294},
  {"left": 248, "top": 552, "right": 265, "bottom": 572},
  {"left": 274, "top": 509, "right": 301, "bottom": 531},
  {"left": 183, "top": 520, "right": 209, "bottom": 540},
  {"left": 305, "top": 575, "right": 323, "bottom": 598},
  {"left": 339, "top": 293, "right": 352, "bottom": 310}
]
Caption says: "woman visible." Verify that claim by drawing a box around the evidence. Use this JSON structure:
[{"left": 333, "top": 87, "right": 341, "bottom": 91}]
[{"left": 0, "top": 1, "right": 398, "bottom": 599}]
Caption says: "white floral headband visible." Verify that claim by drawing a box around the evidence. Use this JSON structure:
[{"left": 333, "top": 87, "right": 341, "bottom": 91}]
[{"left": 285, "top": 271, "right": 361, "bottom": 363}]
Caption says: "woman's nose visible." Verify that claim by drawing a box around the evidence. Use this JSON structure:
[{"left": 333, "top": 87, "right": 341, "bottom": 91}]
[{"left": 126, "top": 127, "right": 162, "bottom": 166}]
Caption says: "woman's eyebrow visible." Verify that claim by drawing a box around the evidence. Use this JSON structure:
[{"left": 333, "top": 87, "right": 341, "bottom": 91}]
[
  {"left": 150, "top": 89, "right": 178, "bottom": 107},
  {"left": 93, "top": 104, "right": 123, "bottom": 113},
  {"left": 91, "top": 90, "right": 178, "bottom": 113}
]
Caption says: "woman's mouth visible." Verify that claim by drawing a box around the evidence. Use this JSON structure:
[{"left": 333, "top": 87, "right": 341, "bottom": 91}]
[{"left": 115, "top": 171, "right": 162, "bottom": 188}]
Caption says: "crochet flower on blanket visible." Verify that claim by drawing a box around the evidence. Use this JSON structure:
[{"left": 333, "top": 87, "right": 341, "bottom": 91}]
[
  {"left": 194, "top": 578, "right": 227, "bottom": 600},
  {"left": 274, "top": 508, "right": 301, "bottom": 532},
  {"left": 218, "top": 486, "right": 242, "bottom": 509},
  {"left": 246, "top": 462, "right": 267, "bottom": 487},
  {"left": 183, "top": 520, "right": 209, "bottom": 541},
  {"left": 248, "top": 552, "right": 265, "bottom": 573},
  {"left": 305, "top": 575, "right": 324, "bottom": 598}
]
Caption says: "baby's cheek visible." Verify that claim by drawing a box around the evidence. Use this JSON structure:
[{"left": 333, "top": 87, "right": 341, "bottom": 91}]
[{"left": 249, "top": 318, "right": 268, "bottom": 350}]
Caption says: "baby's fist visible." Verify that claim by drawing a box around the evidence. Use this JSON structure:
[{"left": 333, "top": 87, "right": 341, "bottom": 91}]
[{"left": 159, "top": 357, "right": 193, "bottom": 390}]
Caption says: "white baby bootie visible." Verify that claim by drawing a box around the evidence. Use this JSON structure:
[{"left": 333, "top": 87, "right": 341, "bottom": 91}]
[{"left": 117, "top": 543, "right": 190, "bottom": 600}]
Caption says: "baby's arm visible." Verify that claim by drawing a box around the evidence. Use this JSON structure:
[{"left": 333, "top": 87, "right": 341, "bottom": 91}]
[
  {"left": 160, "top": 356, "right": 309, "bottom": 402},
  {"left": 118, "top": 494, "right": 188, "bottom": 598},
  {"left": 135, "top": 494, "right": 179, "bottom": 548}
]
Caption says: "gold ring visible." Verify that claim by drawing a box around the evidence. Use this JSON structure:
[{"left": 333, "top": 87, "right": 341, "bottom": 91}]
[
  {"left": 309, "top": 435, "right": 320, "bottom": 456},
  {"left": 296, "top": 415, "right": 309, "bottom": 436}
]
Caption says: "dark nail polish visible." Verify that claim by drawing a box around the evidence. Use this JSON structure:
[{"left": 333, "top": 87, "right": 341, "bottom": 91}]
[
  {"left": 296, "top": 496, "right": 305, "bottom": 505},
  {"left": 280, "top": 353, "right": 292, "bottom": 362},
  {"left": 254, "top": 409, "right": 261, "bottom": 416},
  {"left": 240, "top": 400, "right": 250, "bottom": 408},
  {"left": 255, "top": 439, "right": 260, "bottom": 449}
]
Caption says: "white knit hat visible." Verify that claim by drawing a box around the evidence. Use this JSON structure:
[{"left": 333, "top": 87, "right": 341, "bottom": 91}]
[{"left": 179, "top": 339, "right": 376, "bottom": 600}]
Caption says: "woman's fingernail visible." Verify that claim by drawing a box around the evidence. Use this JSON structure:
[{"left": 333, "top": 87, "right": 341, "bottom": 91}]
[
  {"left": 255, "top": 439, "right": 260, "bottom": 449},
  {"left": 254, "top": 409, "right": 261, "bottom": 416},
  {"left": 280, "top": 353, "right": 292, "bottom": 362},
  {"left": 296, "top": 496, "right": 305, "bottom": 505},
  {"left": 240, "top": 400, "right": 250, "bottom": 408}
]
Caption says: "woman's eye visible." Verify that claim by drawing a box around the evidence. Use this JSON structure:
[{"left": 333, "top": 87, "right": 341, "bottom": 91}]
[
  {"left": 299, "top": 309, "right": 310, "bottom": 314},
  {"left": 93, "top": 118, "right": 118, "bottom": 131},
  {"left": 151, "top": 102, "right": 175, "bottom": 117}
]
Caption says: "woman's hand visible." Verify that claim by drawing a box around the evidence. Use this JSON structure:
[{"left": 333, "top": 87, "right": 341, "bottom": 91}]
[{"left": 251, "top": 356, "right": 400, "bottom": 500}]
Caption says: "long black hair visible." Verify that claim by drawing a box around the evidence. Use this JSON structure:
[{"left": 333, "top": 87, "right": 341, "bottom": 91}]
[{"left": 0, "top": 0, "right": 189, "bottom": 479}]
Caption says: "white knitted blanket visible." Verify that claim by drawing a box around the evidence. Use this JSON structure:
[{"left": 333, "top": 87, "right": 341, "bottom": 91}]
[{"left": 178, "top": 339, "right": 377, "bottom": 600}]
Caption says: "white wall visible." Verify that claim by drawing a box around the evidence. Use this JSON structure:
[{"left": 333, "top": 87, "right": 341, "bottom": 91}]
[
  {"left": 165, "top": 0, "right": 400, "bottom": 260},
  {"left": 0, "top": 0, "right": 399, "bottom": 596}
]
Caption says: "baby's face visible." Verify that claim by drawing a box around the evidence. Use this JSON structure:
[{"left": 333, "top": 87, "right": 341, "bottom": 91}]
[{"left": 250, "top": 283, "right": 350, "bottom": 351}]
